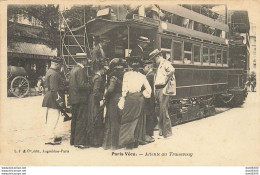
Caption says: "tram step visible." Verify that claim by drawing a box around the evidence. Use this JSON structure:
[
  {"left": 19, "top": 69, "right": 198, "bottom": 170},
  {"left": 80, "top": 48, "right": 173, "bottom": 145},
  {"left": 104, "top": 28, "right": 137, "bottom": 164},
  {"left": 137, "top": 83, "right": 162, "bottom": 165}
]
[
  {"left": 170, "top": 105, "right": 204, "bottom": 126},
  {"left": 171, "top": 105, "right": 216, "bottom": 126},
  {"left": 204, "top": 106, "right": 216, "bottom": 117}
]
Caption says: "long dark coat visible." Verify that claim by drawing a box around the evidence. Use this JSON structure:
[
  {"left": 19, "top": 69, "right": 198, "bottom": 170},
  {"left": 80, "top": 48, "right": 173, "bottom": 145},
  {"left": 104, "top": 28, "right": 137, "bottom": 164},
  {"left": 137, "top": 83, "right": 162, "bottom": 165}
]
[
  {"left": 69, "top": 66, "right": 91, "bottom": 105},
  {"left": 42, "top": 68, "right": 65, "bottom": 109},
  {"left": 145, "top": 70, "right": 157, "bottom": 136},
  {"left": 103, "top": 72, "right": 124, "bottom": 150},
  {"left": 87, "top": 74, "right": 105, "bottom": 147},
  {"left": 69, "top": 66, "right": 91, "bottom": 146},
  {"left": 130, "top": 45, "right": 144, "bottom": 63}
]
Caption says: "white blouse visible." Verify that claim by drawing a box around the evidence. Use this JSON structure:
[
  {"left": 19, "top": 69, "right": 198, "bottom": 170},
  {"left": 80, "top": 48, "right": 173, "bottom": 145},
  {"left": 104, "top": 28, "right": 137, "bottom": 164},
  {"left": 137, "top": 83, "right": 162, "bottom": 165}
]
[
  {"left": 122, "top": 71, "right": 151, "bottom": 98},
  {"left": 154, "top": 58, "right": 175, "bottom": 86}
]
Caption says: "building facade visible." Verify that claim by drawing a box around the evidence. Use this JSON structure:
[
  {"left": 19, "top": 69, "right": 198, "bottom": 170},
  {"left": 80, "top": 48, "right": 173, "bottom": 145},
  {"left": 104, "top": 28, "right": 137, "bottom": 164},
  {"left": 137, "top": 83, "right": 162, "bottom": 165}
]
[{"left": 7, "top": 9, "right": 57, "bottom": 86}]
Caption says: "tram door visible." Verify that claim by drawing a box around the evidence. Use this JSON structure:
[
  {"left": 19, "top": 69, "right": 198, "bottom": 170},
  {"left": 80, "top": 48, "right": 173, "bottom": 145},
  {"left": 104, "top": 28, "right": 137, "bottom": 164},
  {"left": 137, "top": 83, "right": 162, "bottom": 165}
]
[
  {"left": 97, "top": 26, "right": 156, "bottom": 62},
  {"left": 127, "top": 27, "right": 157, "bottom": 60}
]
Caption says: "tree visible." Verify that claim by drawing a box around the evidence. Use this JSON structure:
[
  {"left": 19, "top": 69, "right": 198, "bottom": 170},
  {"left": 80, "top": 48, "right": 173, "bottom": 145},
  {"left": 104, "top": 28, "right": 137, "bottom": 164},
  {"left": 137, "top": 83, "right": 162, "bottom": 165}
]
[
  {"left": 8, "top": 5, "right": 60, "bottom": 49},
  {"left": 62, "top": 5, "right": 97, "bottom": 29}
]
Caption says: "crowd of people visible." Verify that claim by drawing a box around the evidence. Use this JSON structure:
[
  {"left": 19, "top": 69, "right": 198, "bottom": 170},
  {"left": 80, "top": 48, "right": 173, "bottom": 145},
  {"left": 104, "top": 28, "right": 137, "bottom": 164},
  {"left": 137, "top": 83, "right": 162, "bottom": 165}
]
[{"left": 42, "top": 36, "right": 176, "bottom": 150}]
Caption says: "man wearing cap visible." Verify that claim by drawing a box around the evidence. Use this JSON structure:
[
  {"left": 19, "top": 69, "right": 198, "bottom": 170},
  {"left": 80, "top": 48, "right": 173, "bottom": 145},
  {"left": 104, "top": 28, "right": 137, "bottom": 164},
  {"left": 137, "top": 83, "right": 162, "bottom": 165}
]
[
  {"left": 42, "top": 58, "right": 65, "bottom": 145},
  {"left": 130, "top": 36, "right": 150, "bottom": 63},
  {"left": 149, "top": 49, "right": 175, "bottom": 138},
  {"left": 69, "top": 59, "right": 92, "bottom": 148}
]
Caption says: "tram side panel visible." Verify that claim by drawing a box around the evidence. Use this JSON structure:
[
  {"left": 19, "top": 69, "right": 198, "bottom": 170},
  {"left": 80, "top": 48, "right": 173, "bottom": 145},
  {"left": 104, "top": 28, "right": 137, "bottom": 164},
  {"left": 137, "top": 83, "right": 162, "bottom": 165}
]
[
  {"left": 172, "top": 67, "right": 229, "bottom": 100},
  {"left": 168, "top": 67, "right": 231, "bottom": 125}
]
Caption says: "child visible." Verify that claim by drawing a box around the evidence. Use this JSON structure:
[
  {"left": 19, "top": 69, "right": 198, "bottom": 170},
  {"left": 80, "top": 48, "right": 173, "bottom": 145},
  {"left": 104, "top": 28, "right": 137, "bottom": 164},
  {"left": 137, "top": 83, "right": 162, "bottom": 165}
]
[{"left": 35, "top": 76, "right": 45, "bottom": 95}]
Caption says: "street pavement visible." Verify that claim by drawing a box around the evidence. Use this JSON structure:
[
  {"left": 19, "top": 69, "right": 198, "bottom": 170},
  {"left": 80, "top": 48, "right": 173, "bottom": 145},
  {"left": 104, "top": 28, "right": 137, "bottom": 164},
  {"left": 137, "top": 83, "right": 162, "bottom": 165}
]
[{"left": 1, "top": 92, "right": 259, "bottom": 166}]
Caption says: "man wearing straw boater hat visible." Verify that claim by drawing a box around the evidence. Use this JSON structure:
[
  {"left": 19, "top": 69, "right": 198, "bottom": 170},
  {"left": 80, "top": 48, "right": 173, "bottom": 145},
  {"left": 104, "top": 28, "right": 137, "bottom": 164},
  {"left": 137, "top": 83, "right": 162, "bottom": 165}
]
[
  {"left": 130, "top": 36, "right": 150, "bottom": 63},
  {"left": 42, "top": 57, "right": 65, "bottom": 145},
  {"left": 149, "top": 49, "right": 176, "bottom": 138},
  {"left": 69, "top": 59, "right": 92, "bottom": 149}
]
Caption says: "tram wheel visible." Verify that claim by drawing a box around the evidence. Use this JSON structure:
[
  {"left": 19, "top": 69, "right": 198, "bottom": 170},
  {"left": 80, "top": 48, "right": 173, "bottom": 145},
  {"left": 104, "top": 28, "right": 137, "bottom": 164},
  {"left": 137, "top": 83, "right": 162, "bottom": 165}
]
[{"left": 215, "top": 93, "right": 246, "bottom": 107}]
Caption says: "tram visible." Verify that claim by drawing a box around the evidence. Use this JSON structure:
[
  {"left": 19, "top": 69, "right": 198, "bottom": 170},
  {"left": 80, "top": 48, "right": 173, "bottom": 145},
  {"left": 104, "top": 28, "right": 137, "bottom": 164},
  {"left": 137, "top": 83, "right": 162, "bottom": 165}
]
[{"left": 61, "top": 4, "right": 249, "bottom": 125}]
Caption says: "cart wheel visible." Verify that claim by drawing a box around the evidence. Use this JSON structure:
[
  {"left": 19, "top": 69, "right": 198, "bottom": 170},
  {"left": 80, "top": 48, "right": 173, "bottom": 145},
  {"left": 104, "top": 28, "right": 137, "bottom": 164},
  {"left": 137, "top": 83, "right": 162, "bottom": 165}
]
[{"left": 10, "top": 76, "right": 30, "bottom": 98}]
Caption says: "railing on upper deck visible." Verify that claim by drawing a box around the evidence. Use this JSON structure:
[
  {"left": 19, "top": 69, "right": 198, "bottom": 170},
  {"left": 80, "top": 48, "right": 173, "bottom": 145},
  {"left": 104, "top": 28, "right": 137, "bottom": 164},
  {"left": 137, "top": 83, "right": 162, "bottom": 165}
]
[
  {"left": 126, "top": 6, "right": 228, "bottom": 41},
  {"left": 132, "top": 14, "right": 160, "bottom": 25},
  {"left": 180, "top": 5, "right": 226, "bottom": 24}
]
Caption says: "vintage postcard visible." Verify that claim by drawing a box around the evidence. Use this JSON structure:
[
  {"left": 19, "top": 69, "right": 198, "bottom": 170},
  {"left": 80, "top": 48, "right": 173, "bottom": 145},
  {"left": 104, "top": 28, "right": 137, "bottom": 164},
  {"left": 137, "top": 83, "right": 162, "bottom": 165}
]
[{"left": 0, "top": 0, "right": 259, "bottom": 167}]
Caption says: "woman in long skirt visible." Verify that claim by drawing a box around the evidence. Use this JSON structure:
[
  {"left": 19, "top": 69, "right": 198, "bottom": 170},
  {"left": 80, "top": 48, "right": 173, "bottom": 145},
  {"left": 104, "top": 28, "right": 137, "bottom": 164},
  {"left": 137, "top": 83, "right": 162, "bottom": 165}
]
[
  {"left": 118, "top": 61, "right": 152, "bottom": 149},
  {"left": 87, "top": 68, "right": 106, "bottom": 147},
  {"left": 103, "top": 59, "right": 125, "bottom": 150}
]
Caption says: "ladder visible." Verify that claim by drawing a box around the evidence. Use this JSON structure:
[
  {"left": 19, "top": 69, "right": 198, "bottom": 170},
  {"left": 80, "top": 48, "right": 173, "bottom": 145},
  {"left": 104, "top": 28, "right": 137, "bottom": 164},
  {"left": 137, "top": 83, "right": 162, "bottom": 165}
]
[{"left": 59, "top": 11, "right": 93, "bottom": 78}]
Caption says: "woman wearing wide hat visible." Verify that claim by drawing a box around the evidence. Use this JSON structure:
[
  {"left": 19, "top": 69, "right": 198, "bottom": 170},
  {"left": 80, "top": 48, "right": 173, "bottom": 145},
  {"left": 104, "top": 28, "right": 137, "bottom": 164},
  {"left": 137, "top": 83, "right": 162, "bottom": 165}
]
[
  {"left": 118, "top": 59, "right": 152, "bottom": 149},
  {"left": 86, "top": 62, "right": 107, "bottom": 147},
  {"left": 103, "top": 58, "right": 126, "bottom": 150}
]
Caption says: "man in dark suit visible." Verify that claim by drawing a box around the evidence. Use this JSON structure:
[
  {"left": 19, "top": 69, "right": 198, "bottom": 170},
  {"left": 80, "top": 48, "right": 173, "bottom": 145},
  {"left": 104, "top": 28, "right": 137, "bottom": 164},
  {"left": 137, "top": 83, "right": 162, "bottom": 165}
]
[
  {"left": 42, "top": 58, "right": 65, "bottom": 145},
  {"left": 143, "top": 63, "right": 157, "bottom": 142},
  {"left": 69, "top": 59, "right": 92, "bottom": 148},
  {"left": 130, "top": 36, "right": 150, "bottom": 64}
]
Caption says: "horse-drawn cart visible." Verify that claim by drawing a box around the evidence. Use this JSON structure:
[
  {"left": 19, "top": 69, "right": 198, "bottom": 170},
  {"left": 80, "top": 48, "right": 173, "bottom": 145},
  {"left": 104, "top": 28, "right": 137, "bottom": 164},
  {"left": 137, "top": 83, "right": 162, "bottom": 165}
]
[{"left": 8, "top": 66, "right": 30, "bottom": 98}]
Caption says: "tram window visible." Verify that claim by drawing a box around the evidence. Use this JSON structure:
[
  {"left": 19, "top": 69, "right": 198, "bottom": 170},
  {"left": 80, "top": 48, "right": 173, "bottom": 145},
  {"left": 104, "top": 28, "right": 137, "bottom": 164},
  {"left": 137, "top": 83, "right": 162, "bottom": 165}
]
[
  {"left": 193, "top": 45, "right": 201, "bottom": 64},
  {"left": 223, "top": 50, "right": 227, "bottom": 65},
  {"left": 171, "top": 14, "right": 184, "bottom": 26},
  {"left": 161, "top": 38, "right": 172, "bottom": 61},
  {"left": 162, "top": 51, "right": 171, "bottom": 61},
  {"left": 173, "top": 41, "right": 182, "bottom": 62},
  {"left": 216, "top": 49, "right": 222, "bottom": 65},
  {"left": 210, "top": 48, "right": 216, "bottom": 64},
  {"left": 161, "top": 38, "right": 172, "bottom": 49},
  {"left": 202, "top": 25, "right": 209, "bottom": 34},
  {"left": 203, "top": 47, "right": 209, "bottom": 64},
  {"left": 184, "top": 42, "right": 192, "bottom": 64},
  {"left": 162, "top": 12, "right": 171, "bottom": 23},
  {"left": 216, "top": 29, "right": 222, "bottom": 37},
  {"left": 194, "top": 21, "right": 203, "bottom": 32}
]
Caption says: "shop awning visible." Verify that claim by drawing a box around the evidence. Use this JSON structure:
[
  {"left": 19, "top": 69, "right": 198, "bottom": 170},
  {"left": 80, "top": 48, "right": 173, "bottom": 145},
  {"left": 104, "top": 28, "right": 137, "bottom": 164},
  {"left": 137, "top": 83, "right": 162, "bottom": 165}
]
[{"left": 8, "top": 42, "right": 57, "bottom": 59}]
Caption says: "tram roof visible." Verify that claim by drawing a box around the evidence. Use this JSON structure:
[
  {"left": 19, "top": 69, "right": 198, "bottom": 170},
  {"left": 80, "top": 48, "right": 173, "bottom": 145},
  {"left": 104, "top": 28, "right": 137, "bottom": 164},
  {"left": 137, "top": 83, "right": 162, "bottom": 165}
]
[{"left": 86, "top": 18, "right": 158, "bottom": 36}]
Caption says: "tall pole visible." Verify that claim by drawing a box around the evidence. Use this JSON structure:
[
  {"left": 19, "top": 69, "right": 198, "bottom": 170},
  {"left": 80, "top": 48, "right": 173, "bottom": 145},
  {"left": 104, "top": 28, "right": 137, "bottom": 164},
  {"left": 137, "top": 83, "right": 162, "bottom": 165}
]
[
  {"left": 127, "top": 25, "right": 130, "bottom": 50},
  {"left": 127, "top": 25, "right": 130, "bottom": 69},
  {"left": 84, "top": 6, "right": 87, "bottom": 55},
  {"left": 225, "top": 4, "right": 228, "bottom": 39},
  {"left": 225, "top": 4, "right": 228, "bottom": 25}
]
